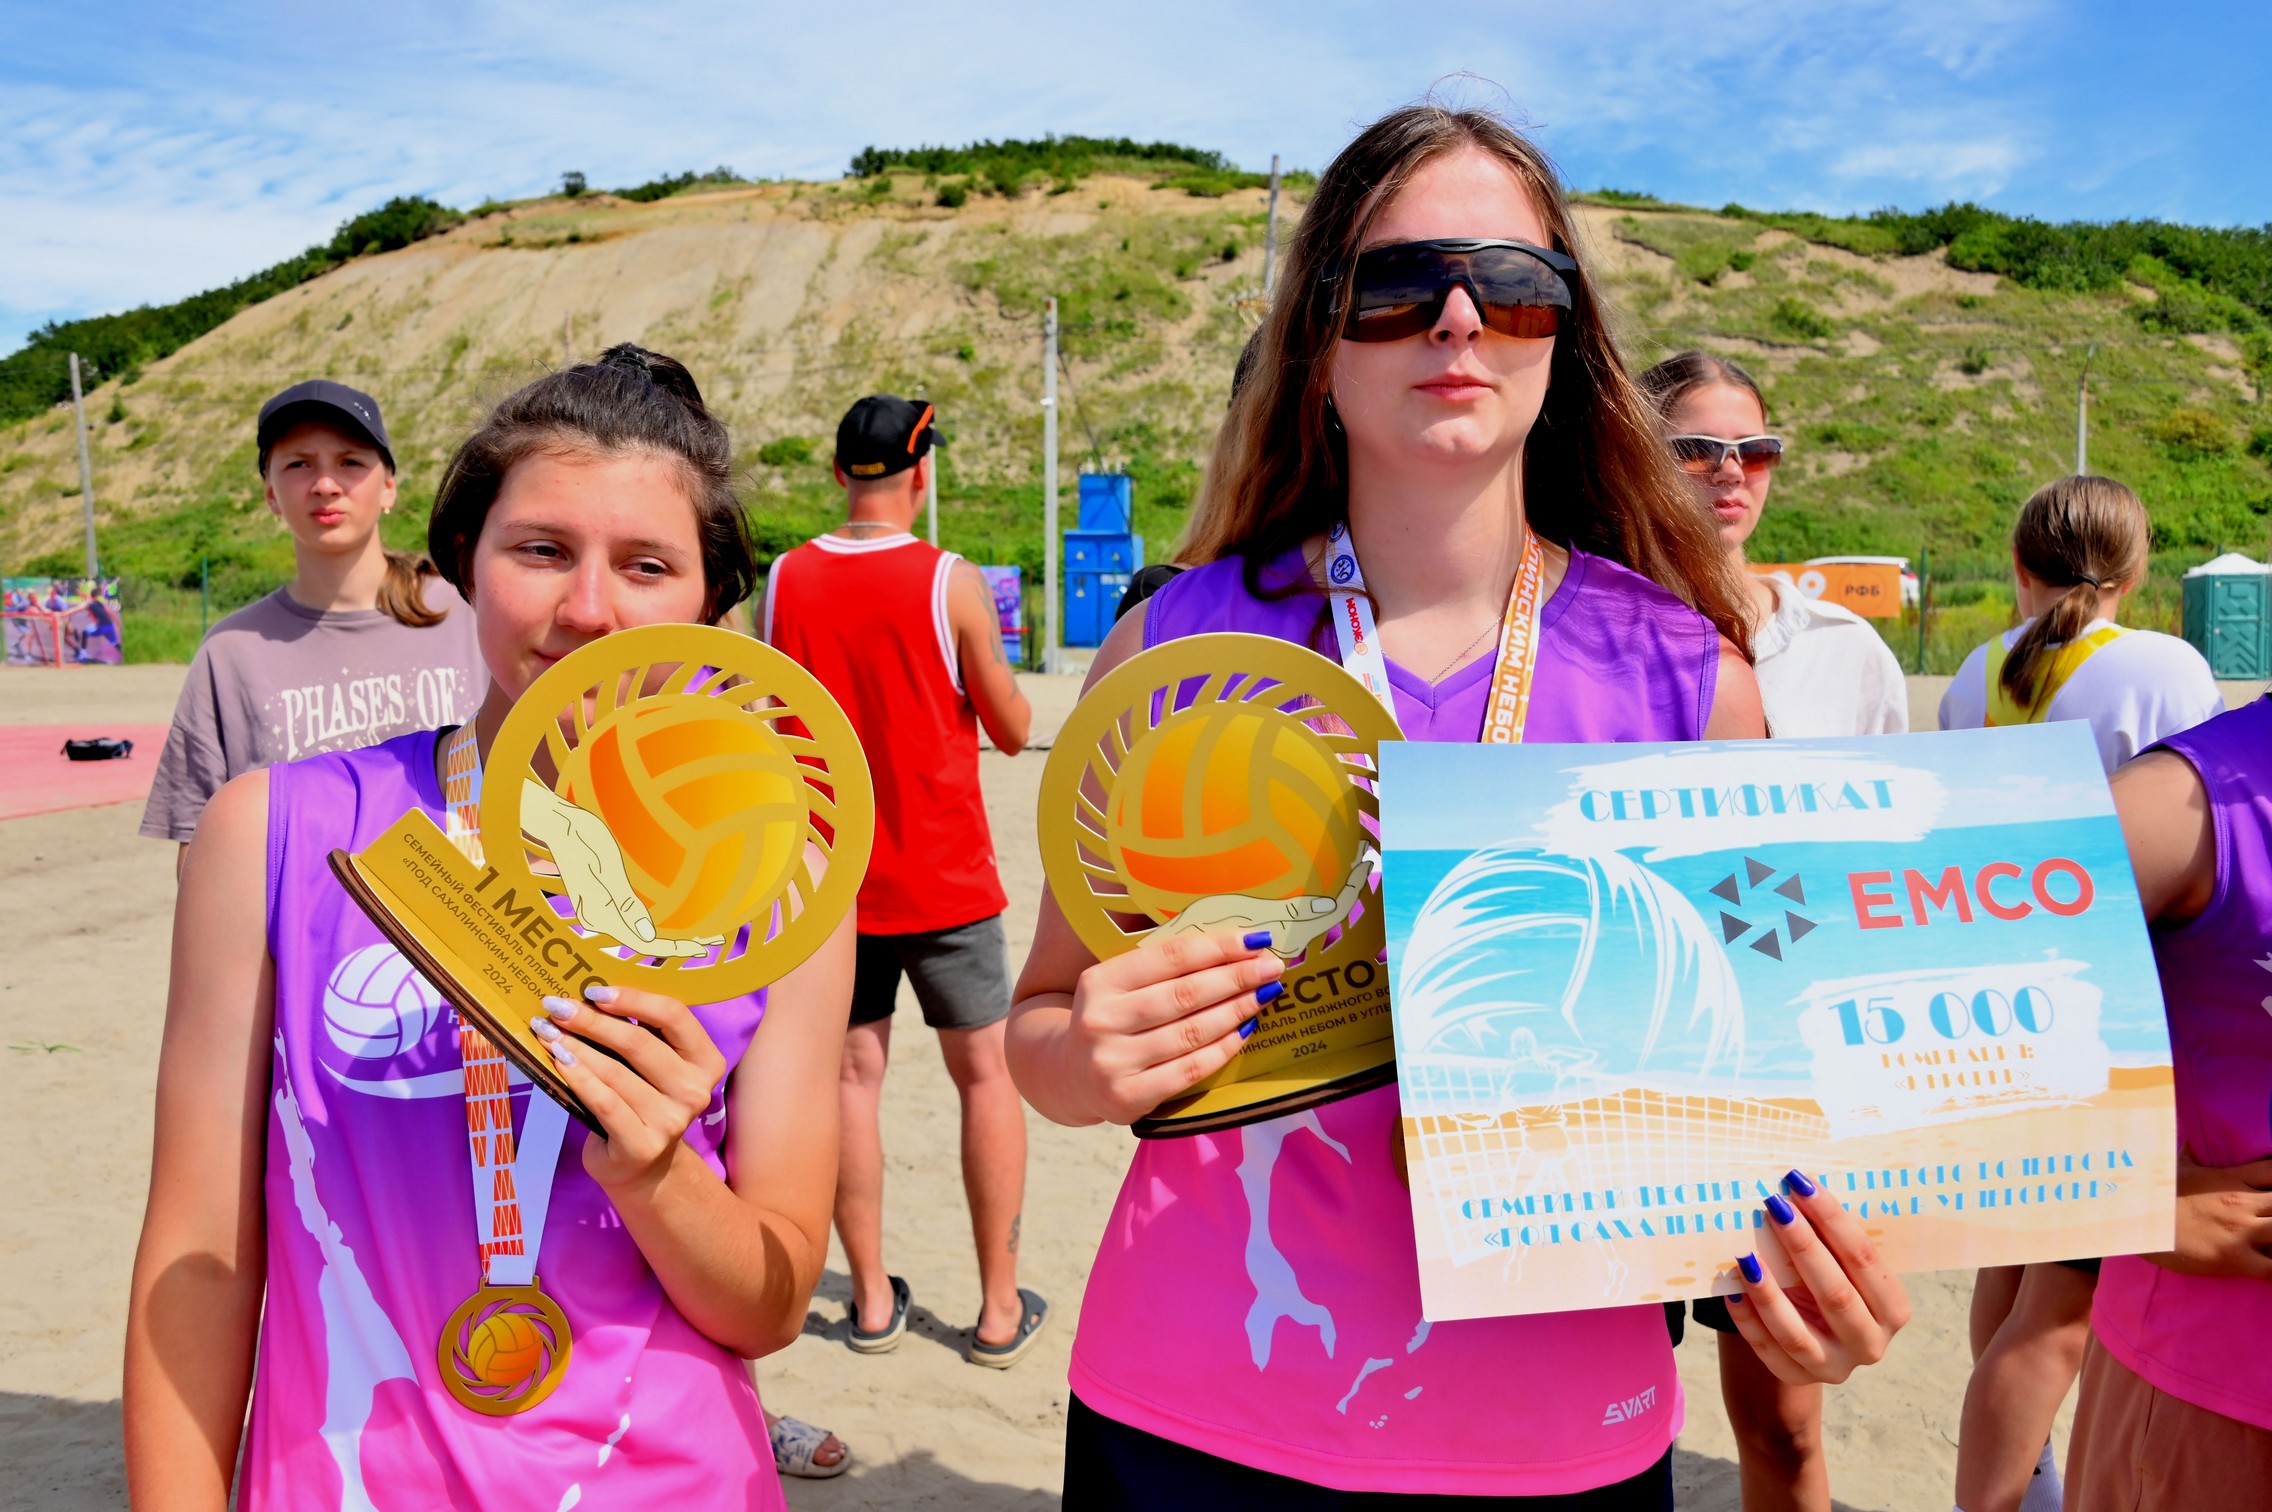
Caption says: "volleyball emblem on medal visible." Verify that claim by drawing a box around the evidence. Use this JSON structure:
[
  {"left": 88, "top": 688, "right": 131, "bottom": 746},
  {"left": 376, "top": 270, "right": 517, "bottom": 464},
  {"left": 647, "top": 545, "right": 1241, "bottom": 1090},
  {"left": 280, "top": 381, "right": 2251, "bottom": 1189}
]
[
  {"left": 440, "top": 1284, "right": 574, "bottom": 1417},
  {"left": 482, "top": 622, "right": 874, "bottom": 1006},
  {"left": 1039, "top": 632, "right": 1402, "bottom": 1135}
]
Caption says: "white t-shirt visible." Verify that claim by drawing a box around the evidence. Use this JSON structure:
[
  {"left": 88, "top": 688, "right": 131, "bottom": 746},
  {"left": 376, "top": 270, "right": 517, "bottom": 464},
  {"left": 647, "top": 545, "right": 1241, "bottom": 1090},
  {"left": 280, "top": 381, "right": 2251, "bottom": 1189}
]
[
  {"left": 1752, "top": 577, "right": 1909, "bottom": 737},
  {"left": 1937, "top": 618, "right": 2223, "bottom": 774}
]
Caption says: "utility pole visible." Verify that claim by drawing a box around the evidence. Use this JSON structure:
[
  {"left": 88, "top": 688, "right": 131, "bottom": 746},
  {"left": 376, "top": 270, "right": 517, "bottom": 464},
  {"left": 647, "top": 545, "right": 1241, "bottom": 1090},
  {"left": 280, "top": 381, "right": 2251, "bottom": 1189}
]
[
  {"left": 926, "top": 447, "right": 940, "bottom": 546},
  {"left": 1262, "top": 154, "right": 1282, "bottom": 301},
  {"left": 2075, "top": 343, "right": 2096, "bottom": 475},
  {"left": 69, "top": 353, "right": 98, "bottom": 576},
  {"left": 1042, "top": 298, "right": 1061, "bottom": 675}
]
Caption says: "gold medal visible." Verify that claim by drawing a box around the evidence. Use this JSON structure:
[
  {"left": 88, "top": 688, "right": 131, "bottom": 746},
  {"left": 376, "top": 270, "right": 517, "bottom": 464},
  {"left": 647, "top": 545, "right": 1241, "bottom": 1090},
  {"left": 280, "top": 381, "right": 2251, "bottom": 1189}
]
[{"left": 438, "top": 1277, "right": 573, "bottom": 1416}]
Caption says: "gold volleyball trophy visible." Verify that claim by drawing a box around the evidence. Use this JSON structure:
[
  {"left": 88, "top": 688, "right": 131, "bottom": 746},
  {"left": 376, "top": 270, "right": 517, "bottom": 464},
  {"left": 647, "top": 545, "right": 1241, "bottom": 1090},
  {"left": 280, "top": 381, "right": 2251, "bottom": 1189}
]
[
  {"left": 1039, "top": 633, "right": 1402, "bottom": 1137},
  {"left": 330, "top": 623, "right": 874, "bottom": 1132}
]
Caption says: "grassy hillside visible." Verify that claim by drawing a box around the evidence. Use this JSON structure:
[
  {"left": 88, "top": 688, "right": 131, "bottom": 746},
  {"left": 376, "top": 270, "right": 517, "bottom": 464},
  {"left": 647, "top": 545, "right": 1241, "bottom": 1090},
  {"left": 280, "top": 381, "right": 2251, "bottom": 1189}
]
[{"left": 3, "top": 157, "right": 2267, "bottom": 669}]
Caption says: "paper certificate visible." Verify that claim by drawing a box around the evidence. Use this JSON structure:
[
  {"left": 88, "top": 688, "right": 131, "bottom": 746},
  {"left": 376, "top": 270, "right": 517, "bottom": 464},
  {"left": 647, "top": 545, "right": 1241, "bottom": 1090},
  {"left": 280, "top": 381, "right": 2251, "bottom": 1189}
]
[{"left": 1381, "top": 725, "right": 2176, "bottom": 1322}]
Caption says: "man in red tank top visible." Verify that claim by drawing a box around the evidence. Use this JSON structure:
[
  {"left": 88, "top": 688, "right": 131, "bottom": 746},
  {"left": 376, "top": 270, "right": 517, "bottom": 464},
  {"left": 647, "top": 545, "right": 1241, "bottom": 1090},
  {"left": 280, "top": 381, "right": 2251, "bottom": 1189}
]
[{"left": 763, "top": 397, "right": 1046, "bottom": 1367}]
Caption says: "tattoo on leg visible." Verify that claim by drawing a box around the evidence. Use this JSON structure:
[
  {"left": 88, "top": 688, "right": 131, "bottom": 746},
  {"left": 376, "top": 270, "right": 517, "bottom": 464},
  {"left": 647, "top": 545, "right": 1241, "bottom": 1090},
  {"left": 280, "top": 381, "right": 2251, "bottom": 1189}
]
[{"left": 1007, "top": 1214, "right": 1021, "bottom": 1255}]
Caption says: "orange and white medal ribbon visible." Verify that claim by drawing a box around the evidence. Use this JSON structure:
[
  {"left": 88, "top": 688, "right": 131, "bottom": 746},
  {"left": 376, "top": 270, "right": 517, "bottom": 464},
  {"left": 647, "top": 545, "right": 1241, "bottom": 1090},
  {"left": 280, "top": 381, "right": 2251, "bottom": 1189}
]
[
  {"left": 435, "top": 723, "right": 575, "bottom": 1416},
  {"left": 1324, "top": 520, "right": 1546, "bottom": 742}
]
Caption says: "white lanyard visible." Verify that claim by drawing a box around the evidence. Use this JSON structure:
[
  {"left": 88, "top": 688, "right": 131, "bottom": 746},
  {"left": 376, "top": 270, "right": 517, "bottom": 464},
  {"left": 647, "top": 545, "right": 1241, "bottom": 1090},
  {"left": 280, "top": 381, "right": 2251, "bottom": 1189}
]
[
  {"left": 1323, "top": 521, "right": 1548, "bottom": 743},
  {"left": 442, "top": 724, "right": 570, "bottom": 1289}
]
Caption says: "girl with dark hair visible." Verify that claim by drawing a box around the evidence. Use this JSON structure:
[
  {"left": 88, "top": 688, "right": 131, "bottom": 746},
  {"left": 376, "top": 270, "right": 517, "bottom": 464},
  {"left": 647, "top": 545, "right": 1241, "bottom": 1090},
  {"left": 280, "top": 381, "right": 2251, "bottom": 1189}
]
[
  {"left": 124, "top": 345, "right": 851, "bottom": 1510},
  {"left": 1638, "top": 350, "right": 1906, "bottom": 739},
  {"left": 1006, "top": 106, "right": 1908, "bottom": 1506}
]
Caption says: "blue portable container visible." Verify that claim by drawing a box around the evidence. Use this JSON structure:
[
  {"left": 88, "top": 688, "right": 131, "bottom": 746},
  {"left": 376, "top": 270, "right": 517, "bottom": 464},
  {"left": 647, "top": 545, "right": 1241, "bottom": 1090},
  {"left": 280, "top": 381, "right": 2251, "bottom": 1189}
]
[
  {"left": 1077, "top": 473, "right": 1134, "bottom": 534},
  {"left": 1063, "top": 529, "right": 1144, "bottom": 648}
]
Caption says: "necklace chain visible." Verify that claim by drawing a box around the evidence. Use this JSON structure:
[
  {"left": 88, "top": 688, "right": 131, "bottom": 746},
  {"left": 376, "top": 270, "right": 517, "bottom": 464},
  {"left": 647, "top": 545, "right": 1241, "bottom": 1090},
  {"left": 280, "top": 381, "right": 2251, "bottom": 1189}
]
[{"left": 1426, "top": 614, "right": 1503, "bottom": 684}]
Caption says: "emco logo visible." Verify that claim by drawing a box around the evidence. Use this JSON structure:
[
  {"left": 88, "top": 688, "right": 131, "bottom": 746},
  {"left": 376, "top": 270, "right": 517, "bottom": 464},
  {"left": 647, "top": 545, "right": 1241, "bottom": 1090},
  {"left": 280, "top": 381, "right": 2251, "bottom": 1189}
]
[{"left": 1601, "top": 1386, "right": 1658, "bottom": 1426}]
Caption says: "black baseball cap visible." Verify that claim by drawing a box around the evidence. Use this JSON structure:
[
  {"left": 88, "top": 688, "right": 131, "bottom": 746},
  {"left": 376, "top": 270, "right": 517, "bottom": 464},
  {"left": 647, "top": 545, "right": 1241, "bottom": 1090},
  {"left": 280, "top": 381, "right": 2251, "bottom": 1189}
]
[
  {"left": 257, "top": 380, "right": 394, "bottom": 473},
  {"left": 835, "top": 395, "right": 935, "bottom": 480}
]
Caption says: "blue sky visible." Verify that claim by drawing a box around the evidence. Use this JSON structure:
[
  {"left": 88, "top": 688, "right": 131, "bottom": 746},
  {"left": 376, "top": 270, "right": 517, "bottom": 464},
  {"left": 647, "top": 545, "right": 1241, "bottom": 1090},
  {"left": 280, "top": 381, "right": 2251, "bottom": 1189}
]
[{"left": 4, "top": 1, "right": 2267, "bottom": 355}]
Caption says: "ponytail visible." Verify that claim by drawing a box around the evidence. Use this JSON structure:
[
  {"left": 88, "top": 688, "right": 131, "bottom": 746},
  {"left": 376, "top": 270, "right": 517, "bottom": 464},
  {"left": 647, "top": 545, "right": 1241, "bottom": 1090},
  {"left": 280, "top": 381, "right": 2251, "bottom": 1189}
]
[
  {"left": 376, "top": 549, "right": 447, "bottom": 628},
  {"left": 1999, "top": 475, "right": 2150, "bottom": 708}
]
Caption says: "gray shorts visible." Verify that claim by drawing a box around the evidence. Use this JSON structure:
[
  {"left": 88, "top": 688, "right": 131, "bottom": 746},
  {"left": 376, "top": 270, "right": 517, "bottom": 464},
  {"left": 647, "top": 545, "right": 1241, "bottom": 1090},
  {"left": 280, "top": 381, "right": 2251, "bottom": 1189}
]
[{"left": 850, "top": 914, "right": 1011, "bottom": 1032}]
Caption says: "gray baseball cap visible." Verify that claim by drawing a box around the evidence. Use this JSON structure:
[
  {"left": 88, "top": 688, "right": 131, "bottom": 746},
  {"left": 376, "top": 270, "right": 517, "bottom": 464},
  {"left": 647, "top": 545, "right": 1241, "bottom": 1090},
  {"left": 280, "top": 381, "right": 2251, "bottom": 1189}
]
[{"left": 256, "top": 379, "right": 394, "bottom": 472}]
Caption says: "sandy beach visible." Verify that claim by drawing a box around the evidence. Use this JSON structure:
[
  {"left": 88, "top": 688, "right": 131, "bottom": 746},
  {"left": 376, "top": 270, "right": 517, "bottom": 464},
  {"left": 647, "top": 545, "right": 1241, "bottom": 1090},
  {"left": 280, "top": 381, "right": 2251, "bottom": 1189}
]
[{"left": 0, "top": 666, "right": 2130, "bottom": 1511}]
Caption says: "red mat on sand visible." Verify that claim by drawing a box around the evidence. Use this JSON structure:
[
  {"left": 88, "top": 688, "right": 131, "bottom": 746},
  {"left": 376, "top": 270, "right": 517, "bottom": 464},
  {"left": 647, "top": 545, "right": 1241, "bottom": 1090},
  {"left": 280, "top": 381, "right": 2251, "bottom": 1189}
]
[{"left": 0, "top": 724, "right": 174, "bottom": 821}]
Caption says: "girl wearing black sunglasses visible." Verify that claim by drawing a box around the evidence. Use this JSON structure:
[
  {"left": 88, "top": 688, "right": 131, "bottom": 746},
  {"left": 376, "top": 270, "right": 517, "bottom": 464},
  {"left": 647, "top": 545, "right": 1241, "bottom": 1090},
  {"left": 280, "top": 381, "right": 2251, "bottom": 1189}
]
[{"left": 1007, "top": 106, "right": 1909, "bottom": 1509}]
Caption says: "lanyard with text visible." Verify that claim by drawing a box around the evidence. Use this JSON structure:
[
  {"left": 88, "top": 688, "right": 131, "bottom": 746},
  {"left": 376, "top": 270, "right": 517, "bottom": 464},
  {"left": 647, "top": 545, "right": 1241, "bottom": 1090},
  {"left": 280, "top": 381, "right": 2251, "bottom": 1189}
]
[
  {"left": 1323, "top": 521, "right": 1547, "bottom": 743},
  {"left": 437, "top": 722, "right": 575, "bottom": 1414}
]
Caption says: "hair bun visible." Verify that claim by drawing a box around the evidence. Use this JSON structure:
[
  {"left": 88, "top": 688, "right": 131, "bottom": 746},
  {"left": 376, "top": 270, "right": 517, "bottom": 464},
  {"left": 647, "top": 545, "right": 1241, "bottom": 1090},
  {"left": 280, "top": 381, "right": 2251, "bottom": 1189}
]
[{"left": 594, "top": 342, "right": 709, "bottom": 414}]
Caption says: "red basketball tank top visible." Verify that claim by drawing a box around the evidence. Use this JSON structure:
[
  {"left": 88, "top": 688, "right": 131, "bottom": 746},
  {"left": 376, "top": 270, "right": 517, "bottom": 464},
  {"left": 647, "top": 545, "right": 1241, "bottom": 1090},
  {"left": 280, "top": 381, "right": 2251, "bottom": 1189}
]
[{"left": 765, "top": 533, "right": 1007, "bottom": 934}]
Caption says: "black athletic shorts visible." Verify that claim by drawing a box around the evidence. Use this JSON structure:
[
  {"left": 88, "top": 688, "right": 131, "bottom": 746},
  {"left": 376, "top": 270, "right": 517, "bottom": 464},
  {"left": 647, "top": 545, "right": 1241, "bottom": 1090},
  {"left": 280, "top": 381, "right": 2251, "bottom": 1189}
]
[
  {"left": 850, "top": 914, "right": 1011, "bottom": 1031},
  {"left": 1689, "top": 1296, "right": 1739, "bottom": 1335},
  {"left": 1063, "top": 1394, "right": 1674, "bottom": 1510}
]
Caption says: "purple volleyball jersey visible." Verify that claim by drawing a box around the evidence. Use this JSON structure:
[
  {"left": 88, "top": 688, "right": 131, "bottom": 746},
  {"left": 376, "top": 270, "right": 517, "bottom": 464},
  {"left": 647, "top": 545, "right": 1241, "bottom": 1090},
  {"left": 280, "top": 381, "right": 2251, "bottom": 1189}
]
[
  {"left": 1066, "top": 547, "right": 1721, "bottom": 1496},
  {"left": 2094, "top": 697, "right": 2272, "bottom": 1431},
  {"left": 244, "top": 730, "right": 779, "bottom": 1510}
]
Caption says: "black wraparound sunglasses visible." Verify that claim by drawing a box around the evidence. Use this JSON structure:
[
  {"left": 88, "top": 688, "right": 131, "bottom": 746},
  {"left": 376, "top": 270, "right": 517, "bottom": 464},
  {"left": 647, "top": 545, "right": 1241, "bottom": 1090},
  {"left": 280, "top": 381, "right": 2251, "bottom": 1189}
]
[{"left": 1331, "top": 238, "right": 1580, "bottom": 343}]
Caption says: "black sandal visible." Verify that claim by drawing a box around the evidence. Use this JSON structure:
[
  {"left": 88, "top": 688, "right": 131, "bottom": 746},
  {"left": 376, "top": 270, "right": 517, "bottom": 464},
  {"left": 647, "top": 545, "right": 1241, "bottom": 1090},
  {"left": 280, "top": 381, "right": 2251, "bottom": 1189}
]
[
  {"left": 968, "top": 1288, "right": 1049, "bottom": 1369},
  {"left": 847, "top": 1275, "right": 911, "bottom": 1354}
]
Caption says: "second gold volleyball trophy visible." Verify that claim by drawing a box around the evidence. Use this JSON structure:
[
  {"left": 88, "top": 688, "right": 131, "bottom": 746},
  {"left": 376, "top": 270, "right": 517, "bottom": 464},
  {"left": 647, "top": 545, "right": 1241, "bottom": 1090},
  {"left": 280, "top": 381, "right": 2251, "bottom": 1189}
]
[
  {"left": 1040, "top": 633, "right": 1403, "bottom": 1136},
  {"left": 330, "top": 624, "right": 875, "bottom": 1132}
]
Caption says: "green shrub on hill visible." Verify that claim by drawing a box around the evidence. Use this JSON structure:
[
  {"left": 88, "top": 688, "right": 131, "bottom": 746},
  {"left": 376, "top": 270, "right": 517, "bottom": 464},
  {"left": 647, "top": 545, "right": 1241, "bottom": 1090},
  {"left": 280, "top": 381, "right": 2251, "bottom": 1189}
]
[
  {"left": 848, "top": 136, "right": 1303, "bottom": 197},
  {"left": 756, "top": 436, "right": 815, "bottom": 467},
  {"left": 0, "top": 195, "right": 462, "bottom": 428},
  {"left": 2151, "top": 407, "right": 2236, "bottom": 458},
  {"left": 1723, "top": 201, "right": 2272, "bottom": 322},
  {"left": 615, "top": 167, "right": 747, "bottom": 202}
]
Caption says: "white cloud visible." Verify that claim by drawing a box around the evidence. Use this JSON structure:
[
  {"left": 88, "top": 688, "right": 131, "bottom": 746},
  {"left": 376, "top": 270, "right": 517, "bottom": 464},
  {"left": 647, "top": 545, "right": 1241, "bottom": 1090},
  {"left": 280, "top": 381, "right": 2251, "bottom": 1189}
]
[{"left": 1, "top": 0, "right": 2264, "bottom": 350}]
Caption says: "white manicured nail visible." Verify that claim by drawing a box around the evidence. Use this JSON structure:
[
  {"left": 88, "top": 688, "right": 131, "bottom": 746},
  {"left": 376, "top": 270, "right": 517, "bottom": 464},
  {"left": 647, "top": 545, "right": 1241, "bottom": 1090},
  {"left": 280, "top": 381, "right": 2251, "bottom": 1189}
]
[
  {"left": 530, "top": 1016, "right": 563, "bottom": 1043},
  {"left": 541, "top": 995, "right": 578, "bottom": 1020},
  {"left": 584, "top": 984, "right": 620, "bottom": 1004}
]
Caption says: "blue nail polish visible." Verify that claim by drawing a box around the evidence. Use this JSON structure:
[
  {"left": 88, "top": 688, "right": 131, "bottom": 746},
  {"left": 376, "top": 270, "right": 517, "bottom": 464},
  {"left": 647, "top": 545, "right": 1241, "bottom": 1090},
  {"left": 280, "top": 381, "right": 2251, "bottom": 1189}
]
[
  {"left": 1255, "top": 980, "right": 1285, "bottom": 1005},
  {"left": 1239, "top": 1018, "right": 1258, "bottom": 1040},
  {"left": 1727, "top": 1294, "right": 1747, "bottom": 1307},
  {"left": 1737, "top": 1253, "right": 1763, "bottom": 1284},
  {"left": 584, "top": 983, "right": 620, "bottom": 1004},
  {"left": 530, "top": 1016, "right": 563, "bottom": 1043},
  {"left": 1242, "top": 929, "right": 1274, "bottom": 950},
  {"left": 1783, "top": 1168, "right": 1817, "bottom": 1198},
  {"left": 1765, "top": 1193, "right": 1796, "bottom": 1226},
  {"left": 541, "top": 995, "right": 578, "bottom": 1020}
]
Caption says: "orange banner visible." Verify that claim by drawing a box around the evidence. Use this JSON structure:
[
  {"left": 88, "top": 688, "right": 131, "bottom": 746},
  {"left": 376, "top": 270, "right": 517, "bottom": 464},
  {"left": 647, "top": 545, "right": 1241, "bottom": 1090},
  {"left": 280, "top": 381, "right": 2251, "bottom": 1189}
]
[{"left": 1750, "top": 561, "right": 1904, "bottom": 618}]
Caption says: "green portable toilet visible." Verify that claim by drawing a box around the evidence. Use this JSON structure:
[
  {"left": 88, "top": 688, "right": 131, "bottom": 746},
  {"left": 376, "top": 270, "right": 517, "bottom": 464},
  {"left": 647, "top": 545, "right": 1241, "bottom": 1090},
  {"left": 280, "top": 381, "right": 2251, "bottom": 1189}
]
[{"left": 2182, "top": 553, "right": 2272, "bottom": 679}]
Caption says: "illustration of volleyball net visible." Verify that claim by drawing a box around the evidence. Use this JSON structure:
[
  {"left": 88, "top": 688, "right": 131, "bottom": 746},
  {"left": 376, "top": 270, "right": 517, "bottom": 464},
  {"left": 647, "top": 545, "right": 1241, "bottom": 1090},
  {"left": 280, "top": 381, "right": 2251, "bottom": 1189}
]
[{"left": 1402, "top": 1074, "right": 1831, "bottom": 1268}]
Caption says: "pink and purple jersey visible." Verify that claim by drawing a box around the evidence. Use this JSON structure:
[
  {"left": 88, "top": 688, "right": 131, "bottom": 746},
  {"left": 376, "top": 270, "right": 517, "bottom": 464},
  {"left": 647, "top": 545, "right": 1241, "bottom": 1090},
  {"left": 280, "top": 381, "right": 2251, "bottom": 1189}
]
[
  {"left": 2094, "top": 697, "right": 2272, "bottom": 1431},
  {"left": 1066, "top": 547, "right": 1719, "bottom": 1496},
  {"left": 244, "top": 730, "right": 779, "bottom": 1510}
]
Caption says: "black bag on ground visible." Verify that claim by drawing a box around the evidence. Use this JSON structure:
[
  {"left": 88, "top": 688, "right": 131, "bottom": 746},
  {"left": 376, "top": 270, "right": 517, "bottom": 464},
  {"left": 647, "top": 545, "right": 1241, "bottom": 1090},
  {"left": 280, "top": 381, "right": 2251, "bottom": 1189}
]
[{"left": 62, "top": 737, "right": 134, "bottom": 761}]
